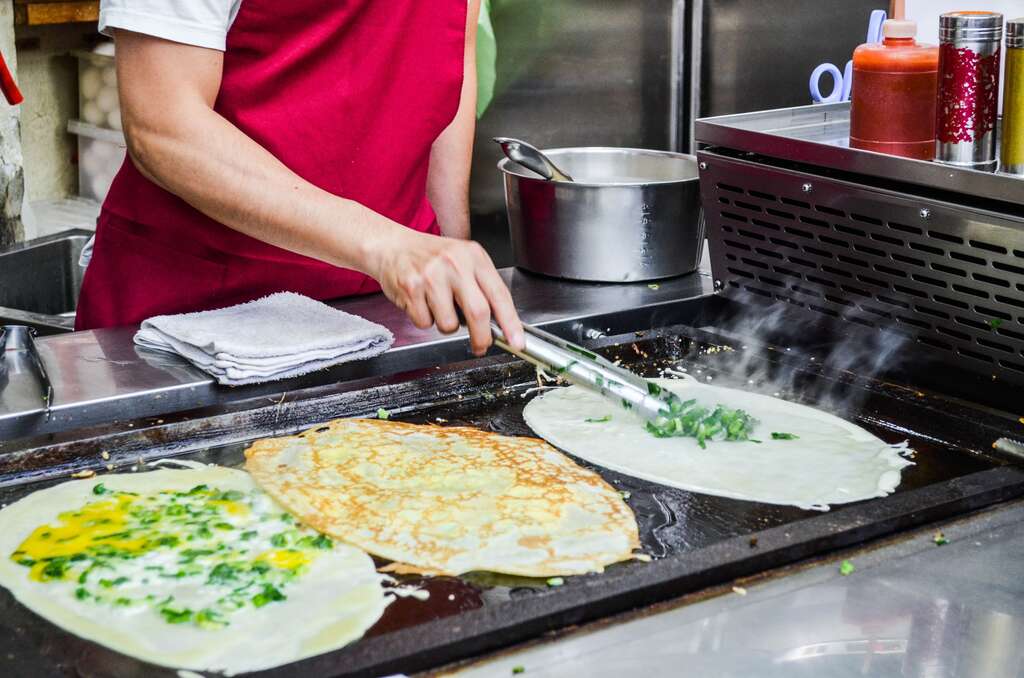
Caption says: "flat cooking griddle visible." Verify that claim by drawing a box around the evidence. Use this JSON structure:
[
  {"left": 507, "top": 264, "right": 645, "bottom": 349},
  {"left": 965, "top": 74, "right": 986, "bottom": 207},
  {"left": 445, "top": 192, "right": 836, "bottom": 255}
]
[{"left": 1, "top": 317, "right": 1022, "bottom": 678}]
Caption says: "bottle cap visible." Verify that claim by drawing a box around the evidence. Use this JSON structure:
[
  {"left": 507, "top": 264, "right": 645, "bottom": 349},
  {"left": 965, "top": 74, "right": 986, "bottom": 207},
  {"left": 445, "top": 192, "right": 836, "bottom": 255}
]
[
  {"left": 882, "top": 19, "right": 917, "bottom": 39},
  {"left": 1008, "top": 18, "right": 1024, "bottom": 49},
  {"left": 939, "top": 12, "right": 1003, "bottom": 43}
]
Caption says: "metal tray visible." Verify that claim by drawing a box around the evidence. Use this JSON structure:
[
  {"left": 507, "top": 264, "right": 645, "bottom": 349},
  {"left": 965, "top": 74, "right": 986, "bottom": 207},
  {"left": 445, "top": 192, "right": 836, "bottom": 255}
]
[
  {"left": 0, "top": 320, "right": 1022, "bottom": 677},
  {"left": 694, "top": 103, "right": 1024, "bottom": 207}
]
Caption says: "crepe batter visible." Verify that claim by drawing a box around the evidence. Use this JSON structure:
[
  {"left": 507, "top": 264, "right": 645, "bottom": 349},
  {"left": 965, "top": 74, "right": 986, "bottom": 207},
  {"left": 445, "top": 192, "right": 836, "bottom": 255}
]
[
  {"left": 523, "top": 376, "right": 914, "bottom": 511},
  {"left": 0, "top": 466, "right": 389, "bottom": 675}
]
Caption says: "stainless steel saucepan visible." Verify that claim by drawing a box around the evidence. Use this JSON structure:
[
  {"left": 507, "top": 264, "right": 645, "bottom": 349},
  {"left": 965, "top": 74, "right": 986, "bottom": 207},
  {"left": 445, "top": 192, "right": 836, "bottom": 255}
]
[{"left": 497, "top": 146, "right": 703, "bottom": 282}]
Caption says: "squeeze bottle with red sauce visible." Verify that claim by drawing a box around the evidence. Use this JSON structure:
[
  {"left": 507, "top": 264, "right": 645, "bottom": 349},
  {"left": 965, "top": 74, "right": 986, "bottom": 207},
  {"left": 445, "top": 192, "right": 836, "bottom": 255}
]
[{"left": 849, "top": 20, "right": 939, "bottom": 160}]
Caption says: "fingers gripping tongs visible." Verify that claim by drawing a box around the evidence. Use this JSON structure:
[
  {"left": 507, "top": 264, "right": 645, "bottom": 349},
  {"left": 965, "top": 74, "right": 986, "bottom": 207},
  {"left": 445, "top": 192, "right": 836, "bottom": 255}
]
[
  {"left": 490, "top": 322, "right": 684, "bottom": 424},
  {"left": 1, "top": 325, "right": 54, "bottom": 418}
]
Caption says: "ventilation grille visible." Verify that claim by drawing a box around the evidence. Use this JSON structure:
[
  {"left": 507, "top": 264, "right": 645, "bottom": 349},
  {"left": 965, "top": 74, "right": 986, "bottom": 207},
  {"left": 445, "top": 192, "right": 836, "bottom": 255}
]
[{"left": 698, "top": 151, "right": 1024, "bottom": 385}]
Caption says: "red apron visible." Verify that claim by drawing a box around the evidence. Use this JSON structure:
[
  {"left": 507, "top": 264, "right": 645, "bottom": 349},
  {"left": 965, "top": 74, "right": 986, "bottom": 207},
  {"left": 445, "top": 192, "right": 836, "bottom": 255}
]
[{"left": 75, "top": 0, "right": 467, "bottom": 330}]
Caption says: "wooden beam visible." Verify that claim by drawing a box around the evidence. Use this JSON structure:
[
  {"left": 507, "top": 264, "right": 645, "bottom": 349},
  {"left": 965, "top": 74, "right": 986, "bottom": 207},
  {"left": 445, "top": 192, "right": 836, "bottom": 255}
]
[{"left": 14, "top": 2, "right": 99, "bottom": 26}]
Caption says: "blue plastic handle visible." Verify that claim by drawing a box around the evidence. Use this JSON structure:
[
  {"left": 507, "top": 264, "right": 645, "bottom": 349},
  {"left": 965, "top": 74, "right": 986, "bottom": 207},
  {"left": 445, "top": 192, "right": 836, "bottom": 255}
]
[
  {"left": 841, "top": 59, "right": 853, "bottom": 101},
  {"left": 810, "top": 63, "right": 844, "bottom": 104},
  {"left": 811, "top": 10, "right": 886, "bottom": 104},
  {"left": 867, "top": 9, "right": 887, "bottom": 44}
]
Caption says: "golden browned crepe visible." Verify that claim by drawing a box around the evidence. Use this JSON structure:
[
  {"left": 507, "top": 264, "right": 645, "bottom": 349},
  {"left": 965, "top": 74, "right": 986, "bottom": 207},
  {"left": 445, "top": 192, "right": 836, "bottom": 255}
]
[{"left": 244, "top": 419, "right": 640, "bottom": 576}]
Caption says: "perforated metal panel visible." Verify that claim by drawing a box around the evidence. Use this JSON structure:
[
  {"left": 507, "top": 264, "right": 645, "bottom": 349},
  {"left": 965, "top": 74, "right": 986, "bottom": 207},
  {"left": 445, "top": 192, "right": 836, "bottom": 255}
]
[{"left": 698, "top": 151, "right": 1024, "bottom": 385}]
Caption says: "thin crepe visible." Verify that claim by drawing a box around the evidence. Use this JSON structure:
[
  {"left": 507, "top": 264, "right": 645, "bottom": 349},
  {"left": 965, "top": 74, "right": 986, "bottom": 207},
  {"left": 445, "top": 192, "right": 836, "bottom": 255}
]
[
  {"left": 523, "top": 376, "right": 913, "bottom": 511},
  {"left": 245, "top": 419, "right": 641, "bottom": 576},
  {"left": 0, "top": 467, "right": 389, "bottom": 675}
]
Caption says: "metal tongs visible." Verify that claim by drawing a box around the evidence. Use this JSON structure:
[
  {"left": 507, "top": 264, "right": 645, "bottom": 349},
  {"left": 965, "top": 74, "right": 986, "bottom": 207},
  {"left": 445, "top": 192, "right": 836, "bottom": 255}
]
[
  {"left": 1, "top": 325, "right": 54, "bottom": 416},
  {"left": 491, "top": 322, "right": 683, "bottom": 423}
]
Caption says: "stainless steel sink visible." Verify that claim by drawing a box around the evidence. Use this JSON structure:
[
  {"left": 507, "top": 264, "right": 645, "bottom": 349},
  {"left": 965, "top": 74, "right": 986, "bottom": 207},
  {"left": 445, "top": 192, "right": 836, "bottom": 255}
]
[{"left": 0, "top": 229, "right": 92, "bottom": 334}]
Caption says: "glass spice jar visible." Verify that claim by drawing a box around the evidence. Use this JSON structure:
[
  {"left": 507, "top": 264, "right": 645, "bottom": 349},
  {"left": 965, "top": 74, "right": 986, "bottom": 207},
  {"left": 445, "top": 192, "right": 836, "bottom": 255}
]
[
  {"left": 1001, "top": 18, "right": 1024, "bottom": 176},
  {"left": 935, "top": 11, "right": 1003, "bottom": 172}
]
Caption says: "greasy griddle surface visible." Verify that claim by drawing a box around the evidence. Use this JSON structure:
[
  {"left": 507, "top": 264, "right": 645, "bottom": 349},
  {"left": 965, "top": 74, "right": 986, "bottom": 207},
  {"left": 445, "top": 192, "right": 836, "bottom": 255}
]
[{"left": 0, "top": 328, "right": 1011, "bottom": 677}]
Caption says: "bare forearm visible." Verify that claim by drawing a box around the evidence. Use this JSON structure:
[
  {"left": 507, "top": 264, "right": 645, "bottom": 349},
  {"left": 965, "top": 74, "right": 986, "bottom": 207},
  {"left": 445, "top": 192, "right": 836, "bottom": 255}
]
[
  {"left": 426, "top": 0, "right": 480, "bottom": 240},
  {"left": 126, "top": 108, "right": 402, "bottom": 274},
  {"left": 113, "top": 24, "right": 522, "bottom": 354}
]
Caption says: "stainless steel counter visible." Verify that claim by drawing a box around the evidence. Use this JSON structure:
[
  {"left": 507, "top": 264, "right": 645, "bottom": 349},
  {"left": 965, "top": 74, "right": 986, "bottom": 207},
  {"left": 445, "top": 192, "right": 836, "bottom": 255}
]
[
  {"left": 0, "top": 268, "right": 713, "bottom": 443},
  {"left": 453, "top": 501, "right": 1024, "bottom": 678}
]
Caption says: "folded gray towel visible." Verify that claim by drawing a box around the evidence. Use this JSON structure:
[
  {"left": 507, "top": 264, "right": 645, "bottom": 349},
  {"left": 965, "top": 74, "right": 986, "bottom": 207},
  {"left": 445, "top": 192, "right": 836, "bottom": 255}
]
[{"left": 134, "top": 292, "right": 394, "bottom": 385}]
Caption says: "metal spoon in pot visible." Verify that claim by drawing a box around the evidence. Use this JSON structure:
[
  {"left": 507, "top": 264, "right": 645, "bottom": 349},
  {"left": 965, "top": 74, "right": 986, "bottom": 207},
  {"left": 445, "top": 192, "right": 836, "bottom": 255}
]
[{"left": 493, "top": 137, "right": 574, "bottom": 182}]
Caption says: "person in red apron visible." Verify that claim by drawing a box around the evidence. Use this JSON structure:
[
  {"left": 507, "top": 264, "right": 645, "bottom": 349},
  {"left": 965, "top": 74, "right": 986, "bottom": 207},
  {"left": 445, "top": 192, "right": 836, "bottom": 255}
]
[{"left": 77, "top": 0, "right": 523, "bottom": 356}]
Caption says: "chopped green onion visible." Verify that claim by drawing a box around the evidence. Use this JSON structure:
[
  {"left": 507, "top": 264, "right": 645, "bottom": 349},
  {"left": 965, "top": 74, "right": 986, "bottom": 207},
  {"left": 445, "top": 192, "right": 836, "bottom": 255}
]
[
  {"left": 645, "top": 399, "right": 758, "bottom": 447},
  {"left": 988, "top": 318, "right": 1003, "bottom": 329},
  {"left": 311, "top": 534, "right": 333, "bottom": 550},
  {"left": 207, "top": 563, "right": 240, "bottom": 585},
  {"left": 92, "top": 483, "right": 109, "bottom": 496},
  {"left": 546, "top": 577, "right": 564, "bottom": 587},
  {"left": 839, "top": 560, "right": 855, "bottom": 576},
  {"left": 771, "top": 432, "right": 799, "bottom": 440},
  {"left": 584, "top": 415, "right": 612, "bottom": 423},
  {"left": 252, "top": 584, "right": 286, "bottom": 608},
  {"left": 160, "top": 607, "right": 194, "bottom": 624},
  {"left": 39, "top": 558, "right": 70, "bottom": 581},
  {"left": 196, "top": 608, "right": 228, "bottom": 629},
  {"left": 933, "top": 531, "right": 949, "bottom": 546}
]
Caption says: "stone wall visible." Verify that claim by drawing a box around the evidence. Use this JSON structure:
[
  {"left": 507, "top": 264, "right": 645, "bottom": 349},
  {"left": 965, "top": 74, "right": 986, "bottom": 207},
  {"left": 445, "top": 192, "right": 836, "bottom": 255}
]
[
  {"left": 0, "top": 2, "right": 23, "bottom": 249},
  {"left": 17, "top": 24, "right": 82, "bottom": 204}
]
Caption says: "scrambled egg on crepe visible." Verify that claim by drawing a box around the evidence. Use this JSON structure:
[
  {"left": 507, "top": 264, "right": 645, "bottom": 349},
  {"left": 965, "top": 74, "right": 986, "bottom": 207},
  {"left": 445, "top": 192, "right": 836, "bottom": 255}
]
[
  {"left": 0, "top": 466, "right": 389, "bottom": 675},
  {"left": 245, "top": 419, "right": 640, "bottom": 576}
]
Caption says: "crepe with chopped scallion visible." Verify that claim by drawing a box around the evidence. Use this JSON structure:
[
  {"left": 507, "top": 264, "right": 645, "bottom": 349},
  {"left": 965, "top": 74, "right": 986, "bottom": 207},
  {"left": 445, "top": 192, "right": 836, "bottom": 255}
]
[
  {"left": 0, "top": 466, "right": 388, "bottom": 675},
  {"left": 523, "top": 376, "right": 913, "bottom": 511}
]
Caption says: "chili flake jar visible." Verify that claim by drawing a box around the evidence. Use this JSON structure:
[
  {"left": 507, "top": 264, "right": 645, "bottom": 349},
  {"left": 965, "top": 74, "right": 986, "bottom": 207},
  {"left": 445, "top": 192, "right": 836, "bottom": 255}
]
[{"left": 935, "top": 11, "right": 1003, "bottom": 171}]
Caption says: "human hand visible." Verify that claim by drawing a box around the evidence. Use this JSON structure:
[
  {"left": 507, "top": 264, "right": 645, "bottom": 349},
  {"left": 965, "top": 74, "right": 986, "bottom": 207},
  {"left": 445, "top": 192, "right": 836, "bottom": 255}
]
[{"left": 370, "top": 230, "right": 525, "bottom": 356}]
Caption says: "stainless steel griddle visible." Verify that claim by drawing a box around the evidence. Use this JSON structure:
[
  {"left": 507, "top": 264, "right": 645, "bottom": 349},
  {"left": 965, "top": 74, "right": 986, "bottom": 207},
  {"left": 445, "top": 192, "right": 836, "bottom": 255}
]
[{"left": 1, "top": 310, "right": 1022, "bottom": 677}]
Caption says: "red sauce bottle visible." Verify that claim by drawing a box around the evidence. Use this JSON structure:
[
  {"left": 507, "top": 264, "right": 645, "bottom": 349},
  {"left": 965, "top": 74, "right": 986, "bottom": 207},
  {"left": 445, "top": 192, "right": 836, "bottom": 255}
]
[{"left": 849, "top": 20, "right": 939, "bottom": 160}]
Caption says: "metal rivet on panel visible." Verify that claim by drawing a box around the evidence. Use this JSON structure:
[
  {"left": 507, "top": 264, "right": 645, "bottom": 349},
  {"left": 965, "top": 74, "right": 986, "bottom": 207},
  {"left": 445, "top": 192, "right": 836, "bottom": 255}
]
[
  {"left": 919, "top": 208, "right": 931, "bottom": 219},
  {"left": 801, "top": 183, "right": 813, "bottom": 193},
  {"left": 699, "top": 161, "right": 708, "bottom": 171}
]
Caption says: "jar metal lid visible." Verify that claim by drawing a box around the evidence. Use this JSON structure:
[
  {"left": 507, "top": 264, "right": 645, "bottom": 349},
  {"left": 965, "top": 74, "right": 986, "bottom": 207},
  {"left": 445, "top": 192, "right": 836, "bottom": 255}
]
[
  {"left": 939, "top": 11, "right": 1004, "bottom": 43},
  {"left": 1008, "top": 18, "right": 1024, "bottom": 48}
]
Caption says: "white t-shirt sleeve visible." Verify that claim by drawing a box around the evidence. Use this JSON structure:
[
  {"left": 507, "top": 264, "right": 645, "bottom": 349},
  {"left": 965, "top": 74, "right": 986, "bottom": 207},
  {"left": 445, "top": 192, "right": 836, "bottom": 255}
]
[{"left": 99, "top": 0, "right": 243, "bottom": 51}]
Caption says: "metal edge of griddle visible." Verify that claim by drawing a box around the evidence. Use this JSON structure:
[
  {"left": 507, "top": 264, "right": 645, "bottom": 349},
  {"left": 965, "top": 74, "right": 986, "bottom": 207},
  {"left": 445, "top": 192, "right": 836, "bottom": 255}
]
[
  {"left": 693, "top": 103, "right": 1024, "bottom": 208},
  {"left": 265, "top": 466, "right": 1024, "bottom": 678},
  {"left": 4, "top": 318, "right": 1022, "bottom": 487},
  {"left": 0, "top": 292, "right": 710, "bottom": 459},
  {"left": 0, "top": 321, "right": 723, "bottom": 482},
  {"left": 0, "top": 276, "right": 713, "bottom": 444},
  {"left": 0, "top": 353, "right": 536, "bottom": 484}
]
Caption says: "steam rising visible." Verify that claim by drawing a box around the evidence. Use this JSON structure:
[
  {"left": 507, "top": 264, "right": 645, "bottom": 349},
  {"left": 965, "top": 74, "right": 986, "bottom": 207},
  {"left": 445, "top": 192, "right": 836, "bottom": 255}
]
[{"left": 697, "top": 294, "right": 909, "bottom": 415}]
